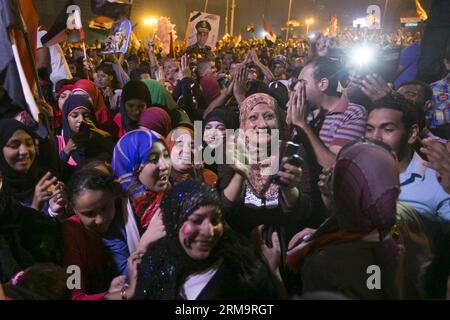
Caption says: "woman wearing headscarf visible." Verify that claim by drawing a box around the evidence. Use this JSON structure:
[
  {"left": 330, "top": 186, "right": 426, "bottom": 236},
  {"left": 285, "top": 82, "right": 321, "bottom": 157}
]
[
  {"left": 132, "top": 180, "right": 277, "bottom": 300},
  {"left": 0, "top": 119, "right": 66, "bottom": 218},
  {"left": 166, "top": 126, "right": 217, "bottom": 188},
  {"left": 138, "top": 107, "right": 172, "bottom": 138},
  {"left": 112, "top": 129, "right": 171, "bottom": 231},
  {"left": 286, "top": 141, "right": 402, "bottom": 299},
  {"left": 202, "top": 106, "right": 239, "bottom": 174},
  {"left": 55, "top": 95, "right": 114, "bottom": 167},
  {"left": 113, "top": 80, "right": 151, "bottom": 139},
  {"left": 72, "top": 79, "right": 117, "bottom": 137},
  {"left": 218, "top": 93, "right": 310, "bottom": 259},
  {"left": 142, "top": 79, "right": 191, "bottom": 128},
  {"left": 0, "top": 178, "right": 62, "bottom": 284}
]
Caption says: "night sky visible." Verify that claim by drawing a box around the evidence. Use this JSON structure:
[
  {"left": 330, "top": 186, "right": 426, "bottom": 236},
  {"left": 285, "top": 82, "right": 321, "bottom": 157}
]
[{"left": 35, "top": 0, "right": 433, "bottom": 41}]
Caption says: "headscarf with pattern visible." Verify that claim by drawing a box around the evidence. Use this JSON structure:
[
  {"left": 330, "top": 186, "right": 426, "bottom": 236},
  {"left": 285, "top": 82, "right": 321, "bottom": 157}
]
[
  {"left": 111, "top": 129, "right": 166, "bottom": 228},
  {"left": 134, "top": 180, "right": 221, "bottom": 299},
  {"left": 239, "top": 93, "right": 281, "bottom": 199}
]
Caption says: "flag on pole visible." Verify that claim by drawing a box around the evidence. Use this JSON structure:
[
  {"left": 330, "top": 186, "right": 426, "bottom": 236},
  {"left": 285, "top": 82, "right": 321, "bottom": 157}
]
[
  {"left": 41, "top": 0, "right": 85, "bottom": 47},
  {"left": 91, "top": 0, "right": 133, "bottom": 20},
  {"left": 88, "top": 16, "right": 115, "bottom": 31},
  {"left": 262, "top": 15, "right": 276, "bottom": 43},
  {"left": 329, "top": 15, "right": 338, "bottom": 36},
  {"left": 415, "top": 0, "right": 428, "bottom": 21},
  {"left": 0, "top": 0, "right": 39, "bottom": 119},
  {"left": 233, "top": 33, "right": 241, "bottom": 47}
]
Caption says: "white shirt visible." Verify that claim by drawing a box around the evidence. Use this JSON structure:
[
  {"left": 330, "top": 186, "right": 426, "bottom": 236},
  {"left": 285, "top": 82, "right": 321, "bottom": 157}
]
[
  {"left": 180, "top": 261, "right": 221, "bottom": 300},
  {"left": 37, "top": 29, "right": 72, "bottom": 89}
]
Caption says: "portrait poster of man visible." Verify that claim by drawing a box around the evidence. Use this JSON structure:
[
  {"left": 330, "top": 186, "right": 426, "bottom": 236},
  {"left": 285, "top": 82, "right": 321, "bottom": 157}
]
[
  {"left": 185, "top": 11, "right": 220, "bottom": 55},
  {"left": 103, "top": 18, "right": 132, "bottom": 54}
]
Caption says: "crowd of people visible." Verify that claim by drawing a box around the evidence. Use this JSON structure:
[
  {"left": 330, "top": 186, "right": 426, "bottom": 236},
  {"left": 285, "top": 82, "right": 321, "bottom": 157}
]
[{"left": 0, "top": 16, "right": 449, "bottom": 300}]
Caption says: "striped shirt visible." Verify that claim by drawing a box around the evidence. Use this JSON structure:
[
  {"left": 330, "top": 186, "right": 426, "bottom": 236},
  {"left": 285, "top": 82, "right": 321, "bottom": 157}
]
[{"left": 307, "top": 97, "right": 368, "bottom": 149}]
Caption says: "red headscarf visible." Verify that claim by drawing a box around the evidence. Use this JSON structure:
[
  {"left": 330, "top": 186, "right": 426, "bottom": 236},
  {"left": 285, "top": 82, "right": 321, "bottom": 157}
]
[
  {"left": 73, "top": 79, "right": 111, "bottom": 129},
  {"left": 138, "top": 107, "right": 172, "bottom": 138}
]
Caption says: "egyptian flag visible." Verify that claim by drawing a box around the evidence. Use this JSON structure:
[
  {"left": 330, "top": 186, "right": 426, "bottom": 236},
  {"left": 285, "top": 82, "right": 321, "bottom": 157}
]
[
  {"left": 91, "top": 0, "right": 133, "bottom": 20},
  {"left": 0, "top": 0, "right": 39, "bottom": 119},
  {"left": 329, "top": 15, "right": 338, "bottom": 36},
  {"left": 88, "top": 16, "right": 115, "bottom": 31},
  {"left": 262, "top": 15, "right": 276, "bottom": 43},
  {"left": 41, "top": 0, "right": 85, "bottom": 47},
  {"left": 414, "top": 0, "right": 428, "bottom": 21}
]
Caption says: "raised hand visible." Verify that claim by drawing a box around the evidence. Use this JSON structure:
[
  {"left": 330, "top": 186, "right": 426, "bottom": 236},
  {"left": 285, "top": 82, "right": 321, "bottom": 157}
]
[
  {"left": 32, "top": 172, "right": 58, "bottom": 211},
  {"left": 49, "top": 182, "right": 67, "bottom": 217},
  {"left": 233, "top": 65, "right": 248, "bottom": 104},
  {"left": 350, "top": 73, "right": 391, "bottom": 103},
  {"left": 137, "top": 208, "right": 166, "bottom": 254},
  {"left": 287, "top": 80, "right": 308, "bottom": 129}
]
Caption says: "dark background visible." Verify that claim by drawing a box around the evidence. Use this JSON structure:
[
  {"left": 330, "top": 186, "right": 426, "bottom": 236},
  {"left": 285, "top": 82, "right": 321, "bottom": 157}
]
[{"left": 34, "top": 0, "right": 433, "bottom": 42}]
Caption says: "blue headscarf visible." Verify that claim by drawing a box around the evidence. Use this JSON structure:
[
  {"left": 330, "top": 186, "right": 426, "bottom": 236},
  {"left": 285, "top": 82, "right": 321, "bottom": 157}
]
[{"left": 111, "top": 129, "right": 165, "bottom": 228}]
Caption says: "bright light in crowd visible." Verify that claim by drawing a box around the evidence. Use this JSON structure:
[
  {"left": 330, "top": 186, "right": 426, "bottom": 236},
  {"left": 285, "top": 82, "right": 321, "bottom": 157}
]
[
  {"left": 261, "top": 31, "right": 268, "bottom": 38},
  {"left": 351, "top": 46, "right": 374, "bottom": 67},
  {"left": 144, "top": 17, "right": 158, "bottom": 26},
  {"left": 308, "top": 33, "right": 316, "bottom": 39}
]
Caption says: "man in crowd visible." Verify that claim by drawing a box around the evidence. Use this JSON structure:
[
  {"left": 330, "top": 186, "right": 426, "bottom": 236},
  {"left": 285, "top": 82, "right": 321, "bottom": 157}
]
[{"left": 365, "top": 93, "right": 450, "bottom": 223}]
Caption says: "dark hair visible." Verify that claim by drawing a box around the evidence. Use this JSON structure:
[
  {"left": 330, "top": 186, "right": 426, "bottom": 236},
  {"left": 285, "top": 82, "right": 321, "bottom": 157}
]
[
  {"left": 130, "top": 67, "right": 152, "bottom": 81},
  {"left": 15, "top": 263, "right": 70, "bottom": 300},
  {"left": 398, "top": 80, "right": 433, "bottom": 104},
  {"left": 305, "top": 56, "right": 344, "bottom": 96},
  {"left": 96, "top": 62, "right": 116, "bottom": 79},
  {"left": 371, "top": 93, "right": 419, "bottom": 132},
  {"left": 54, "top": 78, "right": 78, "bottom": 93},
  {"left": 77, "top": 158, "right": 113, "bottom": 175},
  {"left": 127, "top": 54, "right": 139, "bottom": 63},
  {"left": 67, "top": 168, "right": 119, "bottom": 206}
]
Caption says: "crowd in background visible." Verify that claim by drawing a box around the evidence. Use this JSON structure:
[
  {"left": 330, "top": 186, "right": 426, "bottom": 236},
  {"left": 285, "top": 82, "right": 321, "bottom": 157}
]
[{"left": 0, "top": 18, "right": 449, "bottom": 300}]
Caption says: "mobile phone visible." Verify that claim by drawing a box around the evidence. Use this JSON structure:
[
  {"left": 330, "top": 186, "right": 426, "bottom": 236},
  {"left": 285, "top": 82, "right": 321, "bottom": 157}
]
[{"left": 273, "top": 154, "right": 304, "bottom": 185}]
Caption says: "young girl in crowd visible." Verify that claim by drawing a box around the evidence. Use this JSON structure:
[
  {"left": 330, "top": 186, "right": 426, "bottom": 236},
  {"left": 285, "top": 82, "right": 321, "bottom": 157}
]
[
  {"left": 113, "top": 80, "right": 151, "bottom": 139},
  {"left": 56, "top": 95, "right": 114, "bottom": 166},
  {"left": 111, "top": 129, "right": 171, "bottom": 232},
  {"left": 63, "top": 168, "right": 165, "bottom": 300}
]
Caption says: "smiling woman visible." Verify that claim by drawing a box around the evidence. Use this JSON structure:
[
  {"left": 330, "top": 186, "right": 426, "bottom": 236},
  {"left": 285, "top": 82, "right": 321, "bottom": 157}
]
[
  {"left": 0, "top": 119, "right": 65, "bottom": 218},
  {"left": 133, "top": 180, "right": 277, "bottom": 300}
]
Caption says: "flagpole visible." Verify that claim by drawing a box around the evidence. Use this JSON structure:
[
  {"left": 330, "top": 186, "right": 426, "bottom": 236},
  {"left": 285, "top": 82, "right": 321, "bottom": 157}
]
[
  {"left": 382, "top": 0, "right": 389, "bottom": 30},
  {"left": 16, "top": 0, "right": 43, "bottom": 100},
  {"left": 9, "top": 32, "right": 40, "bottom": 122},
  {"left": 225, "top": 0, "right": 229, "bottom": 35},
  {"left": 286, "top": 0, "right": 292, "bottom": 41},
  {"left": 230, "top": 0, "right": 236, "bottom": 36}
]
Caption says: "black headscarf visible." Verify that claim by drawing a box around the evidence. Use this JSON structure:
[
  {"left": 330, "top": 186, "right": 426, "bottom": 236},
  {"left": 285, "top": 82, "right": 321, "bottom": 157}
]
[
  {"left": 120, "top": 80, "right": 151, "bottom": 132},
  {"left": 134, "top": 180, "right": 222, "bottom": 300},
  {"left": 0, "top": 119, "right": 41, "bottom": 202},
  {"left": 61, "top": 95, "right": 94, "bottom": 163},
  {"left": 204, "top": 106, "right": 239, "bottom": 130}
]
